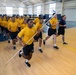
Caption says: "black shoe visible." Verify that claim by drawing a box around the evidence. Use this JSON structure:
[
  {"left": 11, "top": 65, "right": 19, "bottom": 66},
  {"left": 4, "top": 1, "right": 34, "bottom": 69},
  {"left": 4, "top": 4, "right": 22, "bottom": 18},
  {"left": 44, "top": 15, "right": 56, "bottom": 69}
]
[
  {"left": 39, "top": 49, "right": 43, "bottom": 53},
  {"left": 53, "top": 46, "right": 59, "bottom": 49},
  {"left": 19, "top": 50, "right": 22, "bottom": 57},
  {"left": 43, "top": 40, "right": 45, "bottom": 45},
  {"left": 63, "top": 42, "right": 68, "bottom": 45},
  {"left": 25, "top": 62, "right": 31, "bottom": 67},
  {"left": 8, "top": 40, "right": 10, "bottom": 43},
  {"left": 13, "top": 46, "right": 16, "bottom": 50}
]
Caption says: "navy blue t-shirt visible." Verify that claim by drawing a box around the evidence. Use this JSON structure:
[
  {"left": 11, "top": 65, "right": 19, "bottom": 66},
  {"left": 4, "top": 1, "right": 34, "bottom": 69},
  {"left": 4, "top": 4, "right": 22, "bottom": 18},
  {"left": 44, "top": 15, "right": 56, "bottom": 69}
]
[
  {"left": 59, "top": 19, "right": 66, "bottom": 25},
  {"left": 59, "top": 19, "right": 66, "bottom": 29}
]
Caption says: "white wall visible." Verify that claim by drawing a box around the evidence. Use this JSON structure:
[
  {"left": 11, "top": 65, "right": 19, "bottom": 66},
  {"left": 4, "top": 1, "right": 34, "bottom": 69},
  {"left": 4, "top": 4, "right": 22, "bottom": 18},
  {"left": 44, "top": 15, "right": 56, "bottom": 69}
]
[
  {"left": 64, "top": 8, "right": 76, "bottom": 21},
  {"left": 64, "top": 1, "right": 76, "bottom": 21},
  {"left": 13, "top": 7, "right": 19, "bottom": 14},
  {"left": 0, "top": 7, "right": 6, "bottom": 14},
  {"left": 0, "top": 0, "right": 76, "bottom": 22},
  {"left": 56, "top": 2, "right": 62, "bottom": 14},
  {"left": 0, "top": 6, "right": 27, "bottom": 15}
]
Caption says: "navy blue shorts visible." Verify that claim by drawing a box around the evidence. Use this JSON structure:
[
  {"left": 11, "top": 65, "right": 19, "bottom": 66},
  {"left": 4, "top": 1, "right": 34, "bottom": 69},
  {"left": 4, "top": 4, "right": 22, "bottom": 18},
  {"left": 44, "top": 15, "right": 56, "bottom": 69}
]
[
  {"left": 48, "top": 28, "right": 56, "bottom": 36},
  {"left": 23, "top": 43, "right": 34, "bottom": 56},
  {"left": 34, "top": 32, "right": 42, "bottom": 41},
  {"left": 5, "top": 28, "right": 10, "bottom": 33},
  {"left": 10, "top": 32, "right": 18, "bottom": 39},
  {"left": 58, "top": 27, "right": 65, "bottom": 35},
  {"left": 1, "top": 26, "right": 5, "bottom": 32}
]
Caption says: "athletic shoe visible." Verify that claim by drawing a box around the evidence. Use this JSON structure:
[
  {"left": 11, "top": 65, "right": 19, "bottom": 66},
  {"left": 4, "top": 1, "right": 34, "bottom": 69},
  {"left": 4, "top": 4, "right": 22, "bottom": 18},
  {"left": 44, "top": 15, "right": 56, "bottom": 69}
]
[
  {"left": 43, "top": 40, "right": 46, "bottom": 45},
  {"left": 13, "top": 46, "right": 16, "bottom": 50},
  {"left": 53, "top": 46, "right": 59, "bottom": 49},
  {"left": 19, "top": 50, "right": 22, "bottom": 57},
  {"left": 39, "top": 49, "right": 43, "bottom": 53},
  {"left": 63, "top": 42, "right": 68, "bottom": 45},
  {"left": 8, "top": 40, "right": 10, "bottom": 43},
  {"left": 25, "top": 62, "right": 31, "bottom": 67}
]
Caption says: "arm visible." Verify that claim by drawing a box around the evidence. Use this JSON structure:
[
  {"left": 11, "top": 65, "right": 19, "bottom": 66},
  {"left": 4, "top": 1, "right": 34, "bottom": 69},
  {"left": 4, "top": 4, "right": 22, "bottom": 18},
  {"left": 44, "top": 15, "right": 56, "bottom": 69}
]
[
  {"left": 8, "top": 23, "right": 12, "bottom": 32},
  {"left": 17, "top": 29, "right": 26, "bottom": 47},
  {"left": 59, "top": 24, "right": 66, "bottom": 27},
  {"left": 17, "top": 36, "right": 25, "bottom": 47},
  {"left": 49, "top": 20, "right": 59, "bottom": 27}
]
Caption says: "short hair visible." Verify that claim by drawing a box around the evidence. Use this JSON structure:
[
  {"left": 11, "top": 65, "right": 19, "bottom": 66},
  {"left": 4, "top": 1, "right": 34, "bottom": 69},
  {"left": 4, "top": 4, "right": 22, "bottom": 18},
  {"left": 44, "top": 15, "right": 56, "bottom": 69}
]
[
  {"left": 52, "top": 13, "right": 56, "bottom": 16},
  {"left": 27, "top": 19, "right": 32, "bottom": 23},
  {"left": 62, "top": 15, "right": 66, "bottom": 18}
]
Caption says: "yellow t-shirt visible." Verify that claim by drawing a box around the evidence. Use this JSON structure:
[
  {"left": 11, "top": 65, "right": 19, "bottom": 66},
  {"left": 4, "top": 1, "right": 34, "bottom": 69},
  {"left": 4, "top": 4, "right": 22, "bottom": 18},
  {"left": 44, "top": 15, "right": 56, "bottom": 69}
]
[
  {"left": 0, "top": 18, "right": 2, "bottom": 26},
  {"left": 8, "top": 21, "right": 18, "bottom": 32},
  {"left": 3, "top": 16, "right": 6, "bottom": 21},
  {"left": 18, "top": 19, "right": 24, "bottom": 27},
  {"left": 21, "top": 23, "right": 28, "bottom": 30},
  {"left": 33, "top": 18, "right": 40, "bottom": 24},
  {"left": 3, "top": 21, "right": 8, "bottom": 28},
  {"left": 1, "top": 20, "right": 4, "bottom": 27},
  {"left": 18, "top": 26, "right": 36, "bottom": 45},
  {"left": 8, "top": 18, "right": 12, "bottom": 23},
  {"left": 35, "top": 23, "right": 43, "bottom": 31},
  {"left": 49, "top": 18, "right": 58, "bottom": 29}
]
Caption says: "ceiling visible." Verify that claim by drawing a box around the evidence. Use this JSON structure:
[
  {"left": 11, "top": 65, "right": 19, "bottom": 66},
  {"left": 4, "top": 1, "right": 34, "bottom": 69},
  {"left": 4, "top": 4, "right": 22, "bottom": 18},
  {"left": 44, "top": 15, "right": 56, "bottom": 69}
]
[{"left": 0, "top": 0, "right": 75, "bottom": 7}]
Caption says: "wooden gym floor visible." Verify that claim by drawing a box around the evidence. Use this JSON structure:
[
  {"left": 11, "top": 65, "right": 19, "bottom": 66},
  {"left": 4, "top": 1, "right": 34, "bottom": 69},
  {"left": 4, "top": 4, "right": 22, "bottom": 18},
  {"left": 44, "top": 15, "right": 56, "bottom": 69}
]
[{"left": 0, "top": 27, "right": 76, "bottom": 75}]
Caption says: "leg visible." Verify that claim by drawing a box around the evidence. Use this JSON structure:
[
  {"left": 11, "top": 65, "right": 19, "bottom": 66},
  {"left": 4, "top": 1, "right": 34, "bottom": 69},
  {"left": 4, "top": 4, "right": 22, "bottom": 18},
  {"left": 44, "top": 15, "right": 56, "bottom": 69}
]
[
  {"left": 62, "top": 35, "right": 68, "bottom": 44},
  {"left": 43, "top": 28, "right": 51, "bottom": 45},
  {"left": 22, "top": 53, "right": 32, "bottom": 67},
  {"left": 53, "top": 34, "right": 59, "bottom": 49},
  {"left": 38, "top": 38, "right": 43, "bottom": 53},
  {"left": 7, "top": 33, "right": 11, "bottom": 43},
  {"left": 12, "top": 39, "right": 16, "bottom": 50},
  {"left": 43, "top": 36, "right": 50, "bottom": 45}
]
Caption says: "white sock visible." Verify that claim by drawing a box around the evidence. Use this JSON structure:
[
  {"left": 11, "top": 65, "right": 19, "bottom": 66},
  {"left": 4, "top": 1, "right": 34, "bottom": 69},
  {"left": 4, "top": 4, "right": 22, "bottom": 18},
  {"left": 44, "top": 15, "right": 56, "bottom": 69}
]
[
  {"left": 39, "top": 47, "right": 41, "bottom": 49},
  {"left": 25, "top": 59, "right": 28, "bottom": 63},
  {"left": 54, "top": 44, "right": 57, "bottom": 46},
  {"left": 20, "top": 51, "right": 23, "bottom": 55}
]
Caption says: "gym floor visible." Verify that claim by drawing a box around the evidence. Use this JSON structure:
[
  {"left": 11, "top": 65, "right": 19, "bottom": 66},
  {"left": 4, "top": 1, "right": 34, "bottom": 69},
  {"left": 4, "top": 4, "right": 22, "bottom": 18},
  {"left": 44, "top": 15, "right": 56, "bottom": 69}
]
[{"left": 0, "top": 27, "right": 76, "bottom": 75}]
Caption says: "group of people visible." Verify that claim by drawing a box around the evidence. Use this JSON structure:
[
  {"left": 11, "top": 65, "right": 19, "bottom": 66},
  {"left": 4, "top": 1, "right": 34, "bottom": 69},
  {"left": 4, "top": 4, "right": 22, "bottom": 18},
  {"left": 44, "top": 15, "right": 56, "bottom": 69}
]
[{"left": 0, "top": 13, "right": 68, "bottom": 67}]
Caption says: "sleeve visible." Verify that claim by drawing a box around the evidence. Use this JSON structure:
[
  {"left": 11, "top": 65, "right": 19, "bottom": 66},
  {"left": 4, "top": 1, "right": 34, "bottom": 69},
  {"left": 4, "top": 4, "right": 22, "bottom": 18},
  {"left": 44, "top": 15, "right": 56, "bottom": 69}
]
[
  {"left": 34, "top": 23, "right": 39, "bottom": 31},
  {"left": 59, "top": 20, "right": 64, "bottom": 25},
  {"left": 33, "top": 18, "right": 37, "bottom": 24},
  {"left": 18, "top": 28, "right": 25, "bottom": 38},
  {"left": 8, "top": 23, "right": 11, "bottom": 30},
  {"left": 49, "top": 19, "right": 54, "bottom": 26}
]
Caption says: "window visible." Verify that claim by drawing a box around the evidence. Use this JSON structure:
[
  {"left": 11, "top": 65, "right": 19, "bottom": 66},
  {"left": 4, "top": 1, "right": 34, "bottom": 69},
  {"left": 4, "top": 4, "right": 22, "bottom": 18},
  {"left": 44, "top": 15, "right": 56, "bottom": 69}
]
[
  {"left": 49, "top": 3, "right": 56, "bottom": 15},
  {"left": 28, "top": 7, "right": 32, "bottom": 14},
  {"left": 37, "top": 6, "right": 41, "bottom": 16},
  {"left": 19, "top": 8, "right": 23, "bottom": 16},
  {"left": 6, "top": 7, "right": 13, "bottom": 15}
]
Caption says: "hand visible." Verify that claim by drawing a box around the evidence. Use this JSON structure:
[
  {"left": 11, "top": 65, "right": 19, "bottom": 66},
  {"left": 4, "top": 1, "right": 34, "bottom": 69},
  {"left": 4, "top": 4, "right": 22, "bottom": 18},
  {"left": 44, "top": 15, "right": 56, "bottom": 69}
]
[
  {"left": 40, "top": 29, "right": 44, "bottom": 32},
  {"left": 64, "top": 25, "right": 66, "bottom": 28},
  {"left": 56, "top": 22, "right": 59, "bottom": 25},
  {"left": 24, "top": 44, "right": 27, "bottom": 47},
  {"left": 20, "top": 42, "right": 25, "bottom": 47},
  {"left": 37, "top": 30, "right": 41, "bottom": 34}
]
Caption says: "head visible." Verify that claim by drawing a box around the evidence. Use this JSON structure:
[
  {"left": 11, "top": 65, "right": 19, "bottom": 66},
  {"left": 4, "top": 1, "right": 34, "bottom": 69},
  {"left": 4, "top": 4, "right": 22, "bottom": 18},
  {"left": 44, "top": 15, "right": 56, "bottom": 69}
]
[
  {"left": 12, "top": 16, "right": 15, "bottom": 22},
  {"left": 52, "top": 13, "right": 57, "bottom": 18},
  {"left": 39, "top": 15, "right": 42, "bottom": 19},
  {"left": 62, "top": 15, "right": 66, "bottom": 20},
  {"left": 19, "top": 16, "right": 21, "bottom": 19},
  {"left": 27, "top": 19, "right": 33, "bottom": 28},
  {"left": 6, "top": 16, "right": 9, "bottom": 21},
  {"left": 16, "top": 15, "right": 19, "bottom": 19},
  {"left": 21, "top": 16, "right": 24, "bottom": 19},
  {"left": 40, "top": 19, "right": 43, "bottom": 24},
  {"left": 24, "top": 19, "right": 27, "bottom": 24}
]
